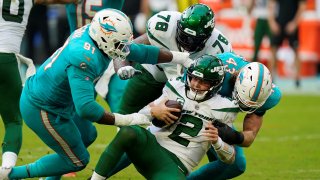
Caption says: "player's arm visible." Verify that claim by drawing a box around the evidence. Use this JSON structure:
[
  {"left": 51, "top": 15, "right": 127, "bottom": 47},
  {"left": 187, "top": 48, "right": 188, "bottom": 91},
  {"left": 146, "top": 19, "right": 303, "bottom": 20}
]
[
  {"left": 35, "top": 0, "right": 78, "bottom": 4},
  {"left": 127, "top": 43, "right": 192, "bottom": 67},
  {"left": 133, "top": 33, "right": 150, "bottom": 45},
  {"left": 67, "top": 65, "right": 150, "bottom": 126},
  {"left": 213, "top": 113, "right": 262, "bottom": 147},
  {"left": 241, "top": 113, "right": 263, "bottom": 147},
  {"left": 204, "top": 123, "right": 235, "bottom": 164}
]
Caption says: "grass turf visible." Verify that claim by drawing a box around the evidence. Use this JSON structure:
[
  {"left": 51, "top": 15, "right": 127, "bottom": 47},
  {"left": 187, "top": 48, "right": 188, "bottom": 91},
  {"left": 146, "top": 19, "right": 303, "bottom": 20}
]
[{"left": 0, "top": 95, "right": 319, "bottom": 179}]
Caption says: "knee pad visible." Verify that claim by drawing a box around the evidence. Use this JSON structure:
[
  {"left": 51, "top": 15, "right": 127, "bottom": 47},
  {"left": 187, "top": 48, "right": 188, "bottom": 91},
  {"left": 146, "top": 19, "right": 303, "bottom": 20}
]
[{"left": 117, "top": 126, "right": 139, "bottom": 148}]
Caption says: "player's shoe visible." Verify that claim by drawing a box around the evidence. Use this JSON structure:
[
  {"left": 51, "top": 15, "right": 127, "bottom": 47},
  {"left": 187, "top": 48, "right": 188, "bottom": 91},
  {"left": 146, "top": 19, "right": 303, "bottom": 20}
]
[{"left": 0, "top": 166, "right": 12, "bottom": 180}]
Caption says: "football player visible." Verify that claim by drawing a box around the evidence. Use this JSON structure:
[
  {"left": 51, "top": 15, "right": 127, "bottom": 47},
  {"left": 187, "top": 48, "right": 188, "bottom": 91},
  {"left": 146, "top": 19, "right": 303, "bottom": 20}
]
[
  {"left": 0, "top": 0, "right": 79, "bottom": 173},
  {"left": 66, "top": 0, "right": 127, "bottom": 112},
  {"left": 117, "top": 3, "right": 232, "bottom": 115},
  {"left": 0, "top": 9, "right": 193, "bottom": 180},
  {"left": 187, "top": 52, "right": 282, "bottom": 179},
  {"left": 90, "top": 55, "right": 238, "bottom": 180}
]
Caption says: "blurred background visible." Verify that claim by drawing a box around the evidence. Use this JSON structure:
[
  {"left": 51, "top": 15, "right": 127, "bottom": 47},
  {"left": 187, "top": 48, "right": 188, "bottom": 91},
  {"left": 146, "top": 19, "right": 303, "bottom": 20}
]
[{"left": 20, "top": 0, "right": 320, "bottom": 95}]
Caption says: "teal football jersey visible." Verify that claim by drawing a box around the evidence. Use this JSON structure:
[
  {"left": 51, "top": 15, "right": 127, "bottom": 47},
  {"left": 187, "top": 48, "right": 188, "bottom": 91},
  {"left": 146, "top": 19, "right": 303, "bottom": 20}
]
[
  {"left": 65, "top": 0, "right": 125, "bottom": 32},
  {"left": 217, "top": 52, "right": 281, "bottom": 114},
  {"left": 24, "top": 25, "right": 109, "bottom": 120}
]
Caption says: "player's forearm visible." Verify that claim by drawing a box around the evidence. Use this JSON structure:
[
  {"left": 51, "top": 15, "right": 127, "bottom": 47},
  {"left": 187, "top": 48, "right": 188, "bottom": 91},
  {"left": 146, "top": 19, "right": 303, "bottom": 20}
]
[
  {"left": 267, "top": 0, "right": 277, "bottom": 22},
  {"left": 97, "top": 112, "right": 151, "bottom": 126},
  {"left": 292, "top": 1, "right": 307, "bottom": 24},
  {"left": 212, "top": 137, "right": 235, "bottom": 164},
  {"left": 240, "top": 113, "right": 263, "bottom": 147}
]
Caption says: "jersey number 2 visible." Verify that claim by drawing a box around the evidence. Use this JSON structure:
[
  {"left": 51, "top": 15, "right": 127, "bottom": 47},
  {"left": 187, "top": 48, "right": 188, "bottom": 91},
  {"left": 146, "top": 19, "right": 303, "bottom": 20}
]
[{"left": 168, "top": 114, "right": 203, "bottom": 147}]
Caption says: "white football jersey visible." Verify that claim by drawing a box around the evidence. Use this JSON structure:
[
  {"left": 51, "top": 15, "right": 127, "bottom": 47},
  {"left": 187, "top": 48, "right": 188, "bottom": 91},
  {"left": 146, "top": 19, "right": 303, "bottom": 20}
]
[
  {"left": 143, "top": 11, "right": 233, "bottom": 82},
  {"left": 140, "top": 79, "right": 238, "bottom": 172},
  {"left": 0, "top": 0, "right": 33, "bottom": 53}
]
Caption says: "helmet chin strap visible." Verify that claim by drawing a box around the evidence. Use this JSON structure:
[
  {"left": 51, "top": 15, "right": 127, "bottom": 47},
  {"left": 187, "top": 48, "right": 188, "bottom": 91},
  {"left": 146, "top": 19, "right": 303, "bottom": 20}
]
[{"left": 187, "top": 89, "right": 207, "bottom": 101}]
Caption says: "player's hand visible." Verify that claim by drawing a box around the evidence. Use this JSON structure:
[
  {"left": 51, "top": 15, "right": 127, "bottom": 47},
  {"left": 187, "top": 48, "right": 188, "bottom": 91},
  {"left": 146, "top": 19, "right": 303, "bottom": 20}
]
[
  {"left": 150, "top": 99, "right": 181, "bottom": 125},
  {"left": 285, "top": 21, "right": 297, "bottom": 35},
  {"left": 203, "top": 123, "right": 219, "bottom": 144},
  {"left": 117, "top": 66, "right": 142, "bottom": 80},
  {"left": 269, "top": 20, "right": 280, "bottom": 35},
  {"left": 170, "top": 51, "right": 193, "bottom": 68}
]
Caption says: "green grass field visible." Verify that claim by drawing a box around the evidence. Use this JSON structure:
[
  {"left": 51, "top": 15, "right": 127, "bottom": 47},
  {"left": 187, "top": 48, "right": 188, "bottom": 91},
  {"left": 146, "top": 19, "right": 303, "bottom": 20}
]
[{"left": 1, "top": 95, "right": 320, "bottom": 179}]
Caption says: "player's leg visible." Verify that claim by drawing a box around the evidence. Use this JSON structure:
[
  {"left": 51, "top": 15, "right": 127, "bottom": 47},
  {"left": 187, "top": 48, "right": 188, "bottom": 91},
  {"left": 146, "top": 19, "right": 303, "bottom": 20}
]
[
  {"left": 0, "top": 53, "right": 23, "bottom": 168},
  {"left": 253, "top": 18, "right": 266, "bottom": 62},
  {"left": 8, "top": 92, "right": 89, "bottom": 179},
  {"left": 45, "top": 114, "right": 98, "bottom": 179},
  {"left": 73, "top": 113, "right": 97, "bottom": 147},
  {"left": 118, "top": 64, "right": 165, "bottom": 114},
  {"left": 106, "top": 74, "right": 128, "bottom": 112},
  {"left": 92, "top": 126, "right": 186, "bottom": 180},
  {"left": 269, "top": 24, "right": 285, "bottom": 79},
  {"left": 287, "top": 28, "right": 300, "bottom": 87},
  {"left": 187, "top": 145, "right": 246, "bottom": 180}
]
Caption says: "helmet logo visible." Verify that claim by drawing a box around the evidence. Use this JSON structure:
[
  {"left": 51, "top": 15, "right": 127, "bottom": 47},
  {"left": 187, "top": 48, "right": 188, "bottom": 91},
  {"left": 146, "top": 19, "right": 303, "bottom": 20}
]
[
  {"left": 99, "top": 18, "right": 117, "bottom": 35},
  {"left": 184, "top": 28, "right": 196, "bottom": 36},
  {"left": 192, "top": 71, "right": 203, "bottom": 78},
  {"left": 204, "top": 19, "right": 214, "bottom": 29},
  {"left": 210, "top": 66, "right": 225, "bottom": 76}
]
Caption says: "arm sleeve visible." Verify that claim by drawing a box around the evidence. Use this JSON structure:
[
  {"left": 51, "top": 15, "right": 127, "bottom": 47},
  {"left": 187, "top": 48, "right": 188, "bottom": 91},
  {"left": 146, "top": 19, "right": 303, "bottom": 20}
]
[
  {"left": 67, "top": 65, "right": 105, "bottom": 122},
  {"left": 126, "top": 43, "right": 160, "bottom": 64}
]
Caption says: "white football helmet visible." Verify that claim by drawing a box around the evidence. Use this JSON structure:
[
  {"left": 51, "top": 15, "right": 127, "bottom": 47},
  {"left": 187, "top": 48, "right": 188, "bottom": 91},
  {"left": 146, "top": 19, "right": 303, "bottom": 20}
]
[
  {"left": 234, "top": 62, "right": 273, "bottom": 113},
  {"left": 89, "top": 8, "right": 133, "bottom": 59}
]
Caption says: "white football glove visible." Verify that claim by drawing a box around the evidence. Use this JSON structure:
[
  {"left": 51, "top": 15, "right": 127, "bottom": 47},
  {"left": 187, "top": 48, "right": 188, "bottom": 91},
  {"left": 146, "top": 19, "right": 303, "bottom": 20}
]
[
  {"left": 117, "top": 66, "right": 142, "bottom": 80},
  {"left": 15, "top": 54, "right": 36, "bottom": 79},
  {"left": 114, "top": 113, "right": 151, "bottom": 126},
  {"left": 170, "top": 51, "right": 193, "bottom": 68}
]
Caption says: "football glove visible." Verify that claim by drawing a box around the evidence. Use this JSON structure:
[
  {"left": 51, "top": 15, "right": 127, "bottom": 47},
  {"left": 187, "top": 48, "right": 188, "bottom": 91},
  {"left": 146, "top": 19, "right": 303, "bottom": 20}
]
[{"left": 117, "top": 66, "right": 142, "bottom": 80}]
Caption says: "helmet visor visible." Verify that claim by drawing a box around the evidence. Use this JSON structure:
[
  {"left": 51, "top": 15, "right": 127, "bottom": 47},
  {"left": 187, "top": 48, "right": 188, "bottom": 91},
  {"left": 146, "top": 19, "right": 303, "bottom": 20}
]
[{"left": 176, "top": 22, "right": 209, "bottom": 52}]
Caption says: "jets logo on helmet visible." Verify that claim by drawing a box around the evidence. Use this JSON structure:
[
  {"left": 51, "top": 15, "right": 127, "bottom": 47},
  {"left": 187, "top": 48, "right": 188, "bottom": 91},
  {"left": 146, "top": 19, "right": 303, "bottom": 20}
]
[{"left": 234, "top": 62, "right": 273, "bottom": 113}]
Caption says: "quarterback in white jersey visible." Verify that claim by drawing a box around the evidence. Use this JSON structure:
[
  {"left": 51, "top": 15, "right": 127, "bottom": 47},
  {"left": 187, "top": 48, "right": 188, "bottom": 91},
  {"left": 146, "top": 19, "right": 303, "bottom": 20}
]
[
  {"left": 90, "top": 55, "right": 237, "bottom": 180},
  {"left": 150, "top": 77, "right": 238, "bottom": 172},
  {"left": 0, "top": 0, "right": 78, "bottom": 173}
]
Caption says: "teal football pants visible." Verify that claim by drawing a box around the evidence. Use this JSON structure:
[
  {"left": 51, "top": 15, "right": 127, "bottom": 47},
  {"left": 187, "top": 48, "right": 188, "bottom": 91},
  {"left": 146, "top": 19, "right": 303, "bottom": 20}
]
[{"left": 9, "top": 90, "right": 97, "bottom": 179}]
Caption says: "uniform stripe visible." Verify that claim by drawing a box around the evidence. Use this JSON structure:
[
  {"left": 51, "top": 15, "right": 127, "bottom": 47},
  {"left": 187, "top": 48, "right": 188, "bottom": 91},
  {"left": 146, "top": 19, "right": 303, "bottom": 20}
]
[
  {"left": 165, "top": 81, "right": 184, "bottom": 99},
  {"left": 40, "top": 110, "right": 83, "bottom": 167},
  {"left": 251, "top": 64, "right": 264, "bottom": 101},
  {"left": 146, "top": 26, "right": 169, "bottom": 49}
]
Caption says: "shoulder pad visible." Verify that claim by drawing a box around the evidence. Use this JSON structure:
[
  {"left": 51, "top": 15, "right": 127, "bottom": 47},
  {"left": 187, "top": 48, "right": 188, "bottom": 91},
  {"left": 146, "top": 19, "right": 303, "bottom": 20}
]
[{"left": 146, "top": 11, "right": 181, "bottom": 49}]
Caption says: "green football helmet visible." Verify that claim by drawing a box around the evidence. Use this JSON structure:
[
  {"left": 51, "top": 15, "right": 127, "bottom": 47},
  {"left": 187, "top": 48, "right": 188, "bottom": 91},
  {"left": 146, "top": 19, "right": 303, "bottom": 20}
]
[
  {"left": 176, "top": 3, "right": 215, "bottom": 52},
  {"left": 185, "top": 55, "right": 225, "bottom": 101}
]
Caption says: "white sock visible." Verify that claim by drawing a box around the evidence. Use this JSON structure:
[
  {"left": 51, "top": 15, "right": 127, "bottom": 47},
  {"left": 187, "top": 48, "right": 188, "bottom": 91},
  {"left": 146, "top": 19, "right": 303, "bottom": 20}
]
[
  {"left": 2, "top": 152, "right": 17, "bottom": 168},
  {"left": 91, "top": 171, "right": 106, "bottom": 180}
]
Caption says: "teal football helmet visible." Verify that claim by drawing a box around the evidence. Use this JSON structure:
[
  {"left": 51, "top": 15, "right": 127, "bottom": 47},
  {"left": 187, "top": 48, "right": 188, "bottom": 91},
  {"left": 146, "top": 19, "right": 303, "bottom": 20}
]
[
  {"left": 186, "top": 55, "right": 225, "bottom": 101},
  {"left": 176, "top": 3, "right": 215, "bottom": 52}
]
